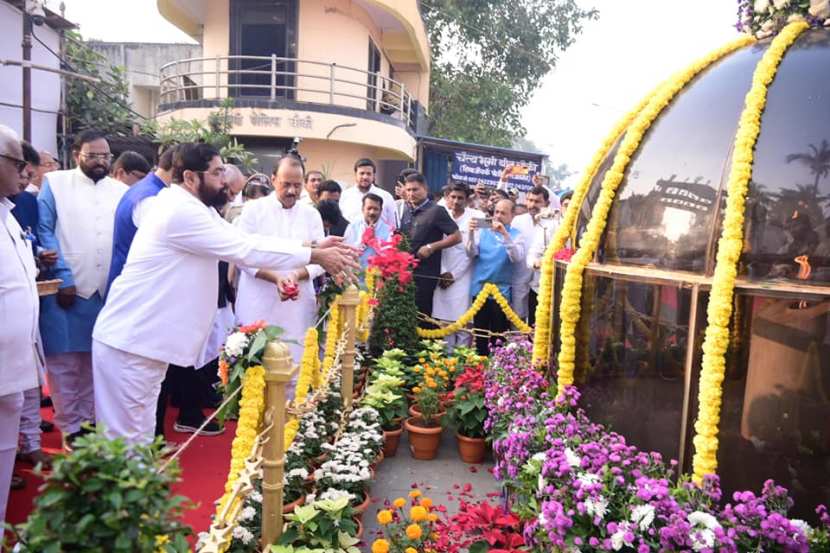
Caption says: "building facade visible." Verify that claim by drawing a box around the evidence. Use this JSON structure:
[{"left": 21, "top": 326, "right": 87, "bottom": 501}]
[{"left": 155, "top": 0, "right": 430, "bottom": 186}]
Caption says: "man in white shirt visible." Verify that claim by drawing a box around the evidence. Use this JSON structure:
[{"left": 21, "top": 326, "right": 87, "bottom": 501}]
[
  {"left": 93, "top": 144, "right": 358, "bottom": 444},
  {"left": 37, "top": 129, "right": 128, "bottom": 447},
  {"left": 527, "top": 191, "right": 562, "bottom": 325},
  {"left": 235, "top": 157, "right": 326, "bottom": 367},
  {"left": 339, "top": 158, "right": 396, "bottom": 229},
  {"left": 299, "top": 169, "right": 323, "bottom": 207},
  {"left": 509, "top": 186, "right": 552, "bottom": 322},
  {"left": 0, "top": 124, "right": 41, "bottom": 525},
  {"left": 433, "top": 182, "right": 483, "bottom": 350},
  {"left": 343, "top": 192, "right": 393, "bottom": 278}
]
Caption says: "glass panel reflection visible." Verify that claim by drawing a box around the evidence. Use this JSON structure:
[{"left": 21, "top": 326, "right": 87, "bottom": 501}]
[
  {"left": 572, "top": 275, "right": 689, "bottom": 463},
  {"left": 742, "top": 30, "right": 830, "bottom": 284},
  {"left": 715, "top": 296, "right": 830, "bottom": 521}
]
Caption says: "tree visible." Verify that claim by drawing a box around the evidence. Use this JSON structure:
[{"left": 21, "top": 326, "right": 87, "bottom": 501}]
[
  {"left": 786, "top": 139, "right": 830, "bottom": 195},
  {"left": 65, "top": 31, "right": 138, "bottom": 137},
  {"left": 420, "top": 0, "right": 597, "bottom": 147}
]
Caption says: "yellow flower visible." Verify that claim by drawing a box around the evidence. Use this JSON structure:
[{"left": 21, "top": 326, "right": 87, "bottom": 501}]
[
  {"left": 406, "top": 523, "right": 423, "bottom": 540},
  {"left": 377, "top": 509, "right": 393, "bottom": 525},
  {"left": 406, "top": 548, "right": 418, "bottom": 553},
  {"left": 393, "top": 497, "right": 407, "bottom": 509},
  {"left": 410, "top": 505, "right": 428, "bottom": 521},
  {"left": 428, "top": 513, "right": 438, "bottom": 522},
  {"left": 409, "top": 489, "right": 422, "bottom": 499},
  {"left": 372, "top": 539, "right": 390, "bottom": 553},
  {"left": 419, "top": 497, "right": 433, "bottom": 509}
]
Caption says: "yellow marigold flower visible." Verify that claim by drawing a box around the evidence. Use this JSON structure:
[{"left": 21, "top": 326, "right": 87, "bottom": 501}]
[
  {"left": 409, "top": 489, "right": 422, "bottom": 499},
  {"left": 412, "top": 386, "right": 421, "bottom": 394},
  {"left": 410, "top": 505, "right": 428, "bottom": 522},
  {"left": 405, "top": 548, "right": 418, "bottom": 553},
  {"left": 418, "top": 358, "right": 425, "bottom": 363},
  {"left": 428, "top": 513, "right": 438, "bottom": 522},
  {"left": 377, "top": 509, "right": 393, "bottom": 525},
  {"left": 406, "top": 523, "right": 423, "bottom": 540},
  {"left": 393, "top": 497, "right": 407, "bottom": 508},
  {"left": 372, "top": 539, "right": 390, "bottom": 553},
  {"left": 419, "top": 497, "right": 433, "bottom": 509}
]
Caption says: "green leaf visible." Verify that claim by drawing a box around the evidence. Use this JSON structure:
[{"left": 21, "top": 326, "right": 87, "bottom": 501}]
[
  {"left": 469, "top": 540, "right": 489, "bottom": 553},
  {"left": 248, "top": 331, "right": 268, "bottom": 362}
]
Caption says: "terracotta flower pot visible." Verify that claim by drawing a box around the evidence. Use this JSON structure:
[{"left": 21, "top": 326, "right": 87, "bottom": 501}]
[
  {"left": 282, "top": 494, "right": 305, "bottom": 514},
  {"left": 352, "top": 489, "right": 371, "bottom": 519},
  {"left": 455, "top": 432, "right": 487, "bottom": 464},
  {"left": 408, "top": 404, "right": 446, "bottom": 421},
  {"left": 371, "top": 449, "right": 385, "bottom": 470},
  {"left": 354, "top": 516, "right": 364, "bottom": 539},
  {"left": 404, "top": 416, "right": 442, "bottom": 460},
  {"left": 383, "top": 425, "right": 403, "bottom": 457}
]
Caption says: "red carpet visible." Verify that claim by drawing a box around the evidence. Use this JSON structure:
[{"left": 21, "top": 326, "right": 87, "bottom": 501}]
[{"left": 6, "top": 405, "right": 235, "bottom": 545}]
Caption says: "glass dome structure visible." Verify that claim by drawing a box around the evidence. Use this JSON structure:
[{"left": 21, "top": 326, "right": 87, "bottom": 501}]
[{"left": 552, "top": 29, "right": 830, "bottom": 520}]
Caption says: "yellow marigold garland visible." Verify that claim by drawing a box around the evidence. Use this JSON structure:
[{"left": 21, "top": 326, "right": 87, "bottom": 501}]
[
  {"left": 554, "top": 34, "right": 756, "bottom": 398},
  {"left": 530, "top": 84, "right": 661, "bottom": 366},
  {"left": 357, "top": 290, "right": 371, "bottom": 342},
  {"left": 416, "top": 283, "right": 531, "bottom": 338},
  {"left": 322, "top": 296, "right": 341, "bottom": 373},
  {"left": 691, "top": 21, "right": 807, "bottom": 483},
  {"left": 215, "top": 364, "right": 266, "bottom": 518},
  {"left": 295, "top": 328, "right": 320, "bottom": 404}
]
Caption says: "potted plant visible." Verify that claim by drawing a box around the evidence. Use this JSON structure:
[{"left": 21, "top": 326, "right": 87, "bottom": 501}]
[
  {"left": 276, "top": 495, "right": 360, "bottom": 552},
  {"left": 404, "top": 375, "right": 444, "bottom": 460},
  {"left": 446, "top": 363, "right": 488, "bottom": 463},
  {"left": 371, "top": 489, "right": 441, "bottom": 553},
  {"left": 361, "top": 374, "right": 408, "bottom": 457}
]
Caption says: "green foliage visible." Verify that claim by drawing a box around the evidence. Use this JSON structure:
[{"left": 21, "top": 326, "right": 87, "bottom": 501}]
[
  {"left": 447, "top": 388, "right": 487, "bottom": 438},
  {"left": 276, "top": 497, "right": 359, "bottom": 552},
  {"left": 143, "top": 99, "right": 258, "bottom": 171},
  {"left": 361, "top": 372, "right": 408, "bottom": 430},
  {"left": 420, "top": 0, "right": 598, "bottom": 146},
  {"left": 13, "top": 431, "right": 191, "bottom": 553},
  {"left": 65, "top": 32, "right": 137, "bottom": 137},
  {"left": 368, "top": 237, "right": 420, "bottom": 357}
]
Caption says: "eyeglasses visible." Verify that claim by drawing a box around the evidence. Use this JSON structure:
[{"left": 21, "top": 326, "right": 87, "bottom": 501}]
[
  {"left": 80, "top": 153, "right": 113, "bottom": 162},
  {"left": 0, "top": 153, "right": 28, "bottom": 174},
  {"left": 198, "top": 167, "right": 226, "bottom": 178}
]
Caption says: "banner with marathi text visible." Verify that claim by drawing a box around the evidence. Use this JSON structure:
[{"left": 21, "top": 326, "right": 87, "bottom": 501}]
[{"left": 450, "top": 150, "right": 540, "bottom": 193}]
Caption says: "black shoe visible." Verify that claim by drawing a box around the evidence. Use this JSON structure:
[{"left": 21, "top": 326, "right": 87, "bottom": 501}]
[
  {"left": 40, "top": 420, "right": 55, "bottom": 433},
  {"left": 40, "top": 396, "right": 53, "bottom": 408},
  {"left": 63, "top": 426, "right": 94, "bottom": 451},
  {"left": 173, "top": 419, "right": 225, "bottom": 436}
]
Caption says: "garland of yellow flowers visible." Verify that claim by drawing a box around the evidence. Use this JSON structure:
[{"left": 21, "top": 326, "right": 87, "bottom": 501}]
[
  {"left": 691, "top": 21, "right": 807, "bottom": 483},
  {"left": 215, "top": 365, "right": 266, "bottom": 518},
  {"left": 357, "top": 290, "right": 371, "bottom": 342},
  {"left": 554, "top": 35, "right": 756, "bottom": 398},
  {"left": 416, "top": 282, "right": 532, "bottom": 338},
  {"left": 296, "top": 328, "right": 320, "bottom": 403},
  {"left": 529, "top": 84, "right": 661, "bottom": 366},
  {"left": 322, "top": 296, "right": 341, "bottom": 374}
]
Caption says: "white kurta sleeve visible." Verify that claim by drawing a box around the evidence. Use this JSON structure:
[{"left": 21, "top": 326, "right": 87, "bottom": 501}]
[
  {"left": 304, "top": 210, "right": 326, "bottom": 280},
  {"left": 167, "top": 203, "right": 311, "bottom": 270}
]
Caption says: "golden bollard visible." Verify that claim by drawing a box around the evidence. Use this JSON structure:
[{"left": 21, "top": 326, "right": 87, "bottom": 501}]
[
  {"left": 261, "top": 340, "right": 297, "bottom": 548},
  {"left": 339, "top": 285, "right": 360, "bottom": 409}
]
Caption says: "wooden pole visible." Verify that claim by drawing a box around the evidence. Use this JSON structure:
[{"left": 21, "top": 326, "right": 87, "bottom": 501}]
[
  {"left": 261, "top": 340, "right": 297, "bottom": 548},
  {"left": 340, "top": 285, "right": 360, "bottom": 409}
]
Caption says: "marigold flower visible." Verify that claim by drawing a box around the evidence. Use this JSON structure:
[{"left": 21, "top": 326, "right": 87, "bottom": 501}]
[
  {"left": 428, "top": 513, "right": 438, "bottom": 522},
  {"left": 409, "top": 489, "right": 422, "bottom": 499},
  {"left": 372, "top": 539, "right": 390, "bottom": 553},
  {"left": 377, "top": 509, "right": 393, "bottom": 525},
  {"left": 393, "top": 497, "right": 406, "bottom": 508},
  {"left": 405, "top": 548, "right": 418, "bottom": 553},
  {"left": 406, "top": 523, "right": 423, "bottom": 540},
  {"left": 419, "top": 497, "right": 433, "bottom": 509},
  {"left": 410, "top": 505, "right": 428, "bottom": 521}
]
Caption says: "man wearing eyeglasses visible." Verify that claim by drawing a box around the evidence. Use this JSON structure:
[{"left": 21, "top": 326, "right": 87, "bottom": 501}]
[
  {"left": 36, "top": 128, "right": 128, "bottom": 449},
  {"left": 0, "top": 124, "right": 41, "bottom": 526}
]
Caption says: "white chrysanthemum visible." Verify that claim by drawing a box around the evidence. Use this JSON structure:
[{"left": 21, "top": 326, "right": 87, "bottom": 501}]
[
  {"left": 577, "top": 472, "right": 600, "bottom": 487},
  {"left": 224, "top": 332, "right": 249, "bottom": 357},
  {"left": 318, "top": 488, "right": 354, "bottom": 502},
  {"left": 232, "top": 525, "right": 255, "bottom": 544},
  {"left": 585, "top": 496, "right": 608, "bottom": 520},
  {"left": 754, "top": 0, "right": 771, "bottom": 13},
  {"left": 610, "top": 522, "right": 633, "bottom": 551},
  {"left": 773, "top": 0, "right": 790, "bottom": 8},
  {"left": 239, "top": 505, "right": 256, "bottom": 521},
  {"left": 250, "top": 490, "right": 263, "bottom": 503},
  {"left": 690, "top": 528, "right": 715, "bottom": 552},
  {"left": 688, "top": 511, "right": 721, "bottom": 530},
  {"left": 532, "top": 452, "right": 546, "bottom": 462},
  {"left": 630, "top": 504, "right": 655, "bottom": 531},
  {"left": 790, "top": 519, "right": 812, "bottom": 539},
  {"left": 564, "top": 447, "right": 580, "bottom": 468}
]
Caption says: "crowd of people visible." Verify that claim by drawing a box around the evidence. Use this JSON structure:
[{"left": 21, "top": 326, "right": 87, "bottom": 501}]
[{"left": 0, "top": 123, "right": 570, "bottom": 528}]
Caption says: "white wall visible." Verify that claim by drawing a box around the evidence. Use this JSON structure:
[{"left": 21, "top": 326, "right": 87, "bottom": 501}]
[{"left": 0, "top": 1, "right": 62, "bottom": 155}]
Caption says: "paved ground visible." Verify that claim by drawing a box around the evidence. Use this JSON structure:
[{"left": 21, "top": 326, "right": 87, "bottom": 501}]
[{"left": 361, "top": 427, "right": 501, "bottom": 546}]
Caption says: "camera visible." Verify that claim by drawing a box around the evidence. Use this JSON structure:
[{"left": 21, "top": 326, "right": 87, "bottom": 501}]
[{"left": 25, "top": 0, "right": 46, "bottom": 26}]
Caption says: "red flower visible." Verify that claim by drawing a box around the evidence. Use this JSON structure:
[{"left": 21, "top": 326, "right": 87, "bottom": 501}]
[
  {"left": 366, "top": 233, "right": 419, "bottom": 288},
  {"left": 554, "top": 247, "right": 574, "bottom": 262},
  {"left": 239, "top": 320, "right": 267, "bottom": 334}
]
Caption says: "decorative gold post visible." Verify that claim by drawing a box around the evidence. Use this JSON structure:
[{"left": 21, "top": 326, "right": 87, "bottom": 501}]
[
  {"left": 339, "top": 285, "right": 360, "bottom": 409},
  {"left": 261, "top": 341, "right": 297, "bottom": 548}
]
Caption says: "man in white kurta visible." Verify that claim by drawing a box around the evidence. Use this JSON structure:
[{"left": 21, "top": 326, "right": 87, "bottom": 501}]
[
  {"left": 93, "top": 146, "right": 357, "bottom": 444},
  {"left": 235, "top": 158, "right": 325, "bottom": 367},
  {"left": 339, "top": 158, "right": 397, "bottom": 229},
  {"left": 0, "top": 126, "right": 40, "bottom": 525},
  {"left": 433, "top": 183, "right": 483, "bottom": 350}
]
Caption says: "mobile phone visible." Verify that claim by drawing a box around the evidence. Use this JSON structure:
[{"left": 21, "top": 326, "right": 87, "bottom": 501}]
[
  {"left": 475, "top": 217, "right": 492, "bottom": 229},
  {"left": 512, "top": 165, "right": 530, "bottom": 176}
]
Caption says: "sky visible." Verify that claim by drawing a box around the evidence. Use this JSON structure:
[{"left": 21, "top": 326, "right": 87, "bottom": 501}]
[{"left": 47, "top": 0, "right": 741, "bottom": 189}]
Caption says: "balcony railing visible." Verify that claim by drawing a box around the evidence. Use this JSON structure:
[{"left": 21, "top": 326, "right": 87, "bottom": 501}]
[{"left": 158, "top": 55, "right": 415, "bottom": 130}]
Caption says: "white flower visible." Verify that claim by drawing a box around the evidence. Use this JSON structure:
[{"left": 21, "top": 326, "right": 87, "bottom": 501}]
[
  {"left": 754, "top": 0, "right": 771, "bottom": 13},
  {"left": 317, "top": 488, "right": 355, "bottom": 502},
  {"left": 585, "top": 496, "right": 608, "bottom": 520},
  {"left": 772, "top": 0, "right": 790, "bottom": 8},
  {"left": 564, "top": 447, "right": 580, "bottom": 468},
  {"left": 224, "top": 332, "right": 249, "bottom": 357},
  {"left": 232, "top": 525, "right": 255, "bottom": 544},
  {"left": 610, "top": 522, "right": 633, "bottom": 551},
  {"left": 690, "top": 528, "right": 715, "bottom": 552},
  {"left": 810, "top": 0, "right": 830, "bottom": 19},
  {"left": 531, "top": 452, "right": 546, "bottom": 462},
  {"left": 687, "top": 511, "right": 721, "bottom": 531},
  {"left": 250, "top": 490, "right": 263, "bottom": 503},
  {"left": 538, "top": 474, "right": 546, "bottom": 491},
  {"left": 576, "top": 472, "right": 600, "bottom": 487},
  {"left": 787, "top": 12, "right": 806, "bottom": 22},
  {"left": 239, "top": 505, "right": 256, "bottom": 521},
  {"left": 630, "top": 504, "right": 655, "bottom": 531},
  {"left": 790, "top": 519, "right": 812, "bottom": 539}
]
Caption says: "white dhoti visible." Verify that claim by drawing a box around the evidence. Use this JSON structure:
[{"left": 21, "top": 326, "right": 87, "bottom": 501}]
[
  {"left": 92, "top": 340, "right": 167, "bottom": 445},
  {"left": 195, "top": 305, "right": 236, "bottom": 369},
  {"left": 0, "top": 391, "right": 24, "bottom": 526},
  {"left": 45, "top": 352, "right": 94, "bottom": 434},
  {"left": 18, "top": 386, "right": 42, "bottom": 453}
]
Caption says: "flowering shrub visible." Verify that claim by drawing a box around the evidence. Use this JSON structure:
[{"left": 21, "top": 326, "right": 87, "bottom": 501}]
[
  {"left": 484, "top": 337, "right": 830, "bottom": 552},
  {"left": 218, "top": 320, "right": 285, "bottom": 422},
  {"left": 431, "top": 500, "right": 525, "bottom": 553},
  {"left": 371, "top": 489, "right": 441, "bottom": 553},
  {"left": 368, "top": 234, "right": 420, "bottom": 356}
]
